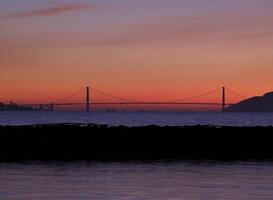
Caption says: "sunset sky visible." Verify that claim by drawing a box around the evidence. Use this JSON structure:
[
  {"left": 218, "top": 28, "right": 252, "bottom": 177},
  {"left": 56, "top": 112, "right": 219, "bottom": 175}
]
[{"left": 0, "top": 0, "right": 273, "bottom": 110}]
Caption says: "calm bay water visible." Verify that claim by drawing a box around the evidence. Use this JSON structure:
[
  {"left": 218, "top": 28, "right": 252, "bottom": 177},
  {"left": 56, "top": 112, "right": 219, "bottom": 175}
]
[
  {"left": 0, "top": 112, "right": 273, "bottom": 200},
  {"left": 1, "top": 112, "right": 272, "bottom": 199},
  {"left": 0, "top": 161, "right": 272, "bottom": 200},
  {"left": 0, "top": 111, "right": 273, "bottom": 126}
]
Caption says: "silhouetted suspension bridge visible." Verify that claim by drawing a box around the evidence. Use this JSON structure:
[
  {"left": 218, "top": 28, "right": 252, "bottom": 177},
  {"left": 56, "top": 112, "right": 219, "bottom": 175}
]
[{"left": 21, "top": 86, "right": 245, "bottom": 112}]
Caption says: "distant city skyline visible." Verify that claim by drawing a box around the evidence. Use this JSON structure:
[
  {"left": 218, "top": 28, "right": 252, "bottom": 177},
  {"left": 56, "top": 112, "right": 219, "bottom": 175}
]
[{"left": 1, "top": 0, "right": 273, "bottom": 110}]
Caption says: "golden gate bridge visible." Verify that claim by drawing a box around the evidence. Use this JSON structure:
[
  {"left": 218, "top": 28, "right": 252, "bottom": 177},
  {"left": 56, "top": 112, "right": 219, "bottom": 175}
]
[{"left": 20, "top": 86, "right": 245, "bottom": 112}]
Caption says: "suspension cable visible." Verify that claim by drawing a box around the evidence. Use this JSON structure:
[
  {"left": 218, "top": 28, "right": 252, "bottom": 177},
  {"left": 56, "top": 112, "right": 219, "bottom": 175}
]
[
  {"left": 90, "top": 87, "right": 140, "bottom": 102},
  {"left": 169, "top": 87, "right": 221, "bottom": 102},
  {"left": 53, "top": 88, "right": 85, "bottom": 103},
  {"left": 225, "top": 87, "right": 246, "bottom": 99}
]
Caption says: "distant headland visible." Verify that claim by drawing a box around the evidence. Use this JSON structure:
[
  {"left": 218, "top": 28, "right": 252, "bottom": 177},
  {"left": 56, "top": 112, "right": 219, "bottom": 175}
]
[
  {"left": 0, "top": 102, "right": 33, "bottom": 111},
  {"left": 226, "top": 91, "right": 273, "bottom": 112}
]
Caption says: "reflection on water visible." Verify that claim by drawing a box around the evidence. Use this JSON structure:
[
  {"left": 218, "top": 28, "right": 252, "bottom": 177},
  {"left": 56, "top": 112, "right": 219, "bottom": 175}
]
[{"left": 0, "top": 161, "right": 272, "bottom": 200}]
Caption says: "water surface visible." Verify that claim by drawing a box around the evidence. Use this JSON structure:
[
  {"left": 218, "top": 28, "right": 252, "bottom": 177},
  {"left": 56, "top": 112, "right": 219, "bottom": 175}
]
[
  {"left": 0, "top": 111, "right": 273, "bottom": 126},
  {"left": 0, "top": 161, "right": 272, "bottom": 200}
]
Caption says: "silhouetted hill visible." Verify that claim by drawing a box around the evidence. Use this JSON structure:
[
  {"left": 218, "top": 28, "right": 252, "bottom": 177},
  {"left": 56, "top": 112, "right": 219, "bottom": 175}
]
[{"left": 226, "top": 91, "right": 273, "bottom": 112}]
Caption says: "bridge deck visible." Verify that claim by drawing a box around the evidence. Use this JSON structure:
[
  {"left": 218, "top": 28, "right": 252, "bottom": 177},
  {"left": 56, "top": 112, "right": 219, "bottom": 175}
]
[{"left": 24, "top": 102, "right": 233, "bottom": 106}]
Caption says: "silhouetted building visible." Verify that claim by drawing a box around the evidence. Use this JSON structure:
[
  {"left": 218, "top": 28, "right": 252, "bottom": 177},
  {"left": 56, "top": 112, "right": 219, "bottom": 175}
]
[{"left": 0, "top": 102, "right": 33, "bottom": 111}]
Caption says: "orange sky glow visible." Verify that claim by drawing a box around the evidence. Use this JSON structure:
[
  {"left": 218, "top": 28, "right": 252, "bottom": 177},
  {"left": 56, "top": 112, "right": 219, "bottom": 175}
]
[{"left": 0, "top": 0, "right": 273, "bottom": 111}]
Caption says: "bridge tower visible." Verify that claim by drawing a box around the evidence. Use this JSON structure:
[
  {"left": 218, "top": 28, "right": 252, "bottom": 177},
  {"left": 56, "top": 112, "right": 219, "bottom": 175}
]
[
  {"left": 49, "top": 104, "right": 54, "bottom": 111},
  {"left": 86, "top": 86, "right": 90, "bottom": 112},
  {"left": 222, "top": 87, "right": 226, "bottom": 112}
]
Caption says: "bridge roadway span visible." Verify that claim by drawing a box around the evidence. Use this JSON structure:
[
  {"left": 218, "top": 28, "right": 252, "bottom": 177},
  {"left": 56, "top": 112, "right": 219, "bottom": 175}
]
[{"left": 26, "top": 102, "right": 233, "bottom": 106}]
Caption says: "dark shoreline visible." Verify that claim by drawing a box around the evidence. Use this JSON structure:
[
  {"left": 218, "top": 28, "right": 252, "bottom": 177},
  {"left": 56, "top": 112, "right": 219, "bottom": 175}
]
[{"left": 0, "top": 124, "right": 272, "bottom": 162}]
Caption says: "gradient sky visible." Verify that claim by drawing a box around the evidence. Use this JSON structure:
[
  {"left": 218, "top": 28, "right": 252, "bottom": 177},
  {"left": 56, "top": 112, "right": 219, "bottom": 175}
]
[{"left": 0, "top": 0, "right": 273, "bottom": 110}]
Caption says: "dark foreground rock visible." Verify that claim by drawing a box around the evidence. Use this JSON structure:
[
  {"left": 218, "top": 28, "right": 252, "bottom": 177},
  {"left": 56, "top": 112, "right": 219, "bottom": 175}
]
[{"left": 0, "top": 124, "right": 272, "bottom": 162}]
